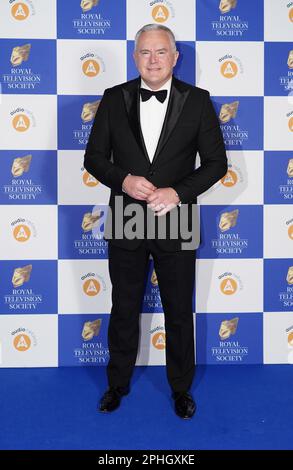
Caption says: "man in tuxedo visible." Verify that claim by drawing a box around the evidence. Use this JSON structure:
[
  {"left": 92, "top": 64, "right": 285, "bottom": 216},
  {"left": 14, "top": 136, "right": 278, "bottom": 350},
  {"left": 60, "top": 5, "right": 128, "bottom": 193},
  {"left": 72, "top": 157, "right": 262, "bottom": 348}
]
[{"left": 84, "top": 24, "right": 227, "bottom": 419}]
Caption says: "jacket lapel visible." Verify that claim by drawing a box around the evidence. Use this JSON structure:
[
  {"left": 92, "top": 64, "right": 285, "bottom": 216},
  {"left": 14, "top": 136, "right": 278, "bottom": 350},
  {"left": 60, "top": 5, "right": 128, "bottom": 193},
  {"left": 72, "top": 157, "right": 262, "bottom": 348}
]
[
  {"left": 122, "top": 77, "right": 150, "bottom": 164},
  {"left": 122, "top": 76, "right": 190, "bottom": 166},
  {"left": 151, "top": 76, "right": 190, "bottom": 166}
]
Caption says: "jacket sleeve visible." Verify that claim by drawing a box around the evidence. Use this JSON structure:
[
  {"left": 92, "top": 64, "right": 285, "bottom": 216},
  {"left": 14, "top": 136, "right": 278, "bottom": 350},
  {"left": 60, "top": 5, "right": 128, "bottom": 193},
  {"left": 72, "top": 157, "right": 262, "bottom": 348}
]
[
  {"left": 83, "top": 88, "right": 129, "bottom": 193},
  {"left": 172, "top": 91, "right": 228, "bottom": 204}
]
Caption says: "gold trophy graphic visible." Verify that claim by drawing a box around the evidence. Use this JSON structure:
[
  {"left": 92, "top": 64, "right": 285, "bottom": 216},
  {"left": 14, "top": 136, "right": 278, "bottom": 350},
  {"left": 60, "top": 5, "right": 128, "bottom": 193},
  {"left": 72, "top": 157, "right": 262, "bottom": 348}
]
[
  {"left": 10, "top": 44, "right": 31, "bottom": 66},
  {"left": 219, "top": 101, "right": 239, "bottom": 123},
  {"left": 287, "top": 50, "right": 293, "bottom": 69},
  {"left": 219, "top": 0, "right": 237, "bottom": 14},
  {"left": 81, "top": 100, "right": 100, "bottom": 123},
  {"left": 151, "top": 269, "right": 158, "bottom": 286},
  {"left": 81, "top": 212, "right": 102, "bottom": 232},
  {"left": 80, "top": 0, "right": 99, "bottom": 12},
  {"left": 82, "top": 319, "right": 102, "bottom": 341},
  {"left": 219, "top": 209, "right": 239, "bottom": 232},
  {"left": 287, "top": 159, "right": 293, "bottom": 177},
  {"left": 287, "top": 267, "right": 293, "bottom": 285},
  {"left": 12, "top": 264, "right": 32, "bottom": 287},
  {"left": 219, "top": 317, "right": 239, "bottom": 340},
  {"left": 11, "top": 154, "right": 32, "bottom": 177}
]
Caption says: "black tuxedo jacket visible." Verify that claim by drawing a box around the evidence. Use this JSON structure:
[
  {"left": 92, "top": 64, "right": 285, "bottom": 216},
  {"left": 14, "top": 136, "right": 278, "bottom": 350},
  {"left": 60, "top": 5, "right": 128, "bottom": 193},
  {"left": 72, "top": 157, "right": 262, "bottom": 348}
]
[{"left": 84, "top": 76, "right": 227, "bottom": 251}]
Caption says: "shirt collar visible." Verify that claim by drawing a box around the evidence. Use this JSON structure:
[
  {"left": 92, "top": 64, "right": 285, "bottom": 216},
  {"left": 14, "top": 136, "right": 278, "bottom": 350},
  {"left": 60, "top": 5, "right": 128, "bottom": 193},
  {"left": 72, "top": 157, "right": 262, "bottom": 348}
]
[{"left": 140, "top": 76, "right": 172, "bottom": 95}]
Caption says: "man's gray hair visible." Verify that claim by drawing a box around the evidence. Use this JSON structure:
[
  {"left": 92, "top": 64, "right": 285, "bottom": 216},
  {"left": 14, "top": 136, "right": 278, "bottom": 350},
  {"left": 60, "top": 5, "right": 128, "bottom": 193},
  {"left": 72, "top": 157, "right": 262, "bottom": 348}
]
[{"left": 134, "top": 24, "right": 177, "bottom": 51}]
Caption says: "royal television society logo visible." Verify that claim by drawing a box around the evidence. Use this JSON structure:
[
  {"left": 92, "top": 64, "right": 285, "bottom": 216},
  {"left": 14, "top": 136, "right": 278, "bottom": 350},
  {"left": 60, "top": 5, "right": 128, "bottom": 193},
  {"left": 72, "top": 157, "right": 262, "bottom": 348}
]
[
  {"left": 81, "top": 271, "right": 106, "bottom": 297},
  {"left": 4, "top": 264, "right": 43, "bottom": 312},
  {"left": 149, "top": 1, "right": 175, "bottom": 23},
  {"left": 11, "top": 327, "right": 37, "bottom": 351},
  {"left": 10, "top": 0, "right": 35, "bottom": 21},
  {"left": 278, "top": 266, "right": 293, "bottom": 309},
  {"left": 10, "top": 107, "right": 35, "bottom": 133},
  {"left": 73, "top": 210, "right": 106, "bottom": 256},
  {"left": 73, "top": 99, "right": 100, "bottom": 147},
  {"left": 80, "top": 0, "right": 99, "bottom": 13},
  {"left": 219, "top": 54, "right": 243, "bottom": 79},
  {"left": 75, "top": 317, "right": 109, "bottom": 364},
  {"left": 210, "top": 0, "right": 250, "bottom": 38},
  {"left": 218, "top": 101, "right": 249, "bottom": 148},
  {"left": 71, "top": 0, "right": 113, "bottom": 36},
  {"left": 3, "top": 154, "right": 43, "bottom": 202},
  {"left": 151, "top": 326, "right": 166, "bottom": 350},
  {"left": 218, "top": 271, "right": 243, "bottom": 296},
  {"left": 211, "top": 317, "right": 249, "bottom": 362},
  {"left": 3, "top": 43, "right": 42, "bottom": 91},
  {"left": 276, "top": 49, "right": 293, "bottom": 94},
  {"left": 219, "top": 0, "right": 237, "bottom": 14},
  {"left": 211, "top": 209, "right": 248, "bottom": 255},
  {"left": 80, "top": 52, "right": 104, "bottom": 78},
  {"left": 279, "top": 159, "right": 293, "bottom": 200},
  {"left": 286, "top": 324, "right": 293, "bottom": 364},
  {"left": 144, "top": 268, "right": 162, "bottom": 311},
  {"left": 10, "top": 216, "right": 37, "bottom": 242}
]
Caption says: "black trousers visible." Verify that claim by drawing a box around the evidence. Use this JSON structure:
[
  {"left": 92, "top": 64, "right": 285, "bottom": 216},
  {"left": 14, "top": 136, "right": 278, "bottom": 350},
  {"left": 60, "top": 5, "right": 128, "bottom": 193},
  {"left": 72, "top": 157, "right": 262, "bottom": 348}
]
[{"left": 106, "top": 239, "right": 196, "bottom": 393}]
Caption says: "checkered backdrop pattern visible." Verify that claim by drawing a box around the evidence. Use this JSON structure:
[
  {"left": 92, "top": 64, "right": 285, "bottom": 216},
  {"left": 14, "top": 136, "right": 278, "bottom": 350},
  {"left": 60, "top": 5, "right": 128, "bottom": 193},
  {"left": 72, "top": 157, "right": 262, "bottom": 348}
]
[{"left": 0, "top": 0, "right": 292, "bottom": 367}]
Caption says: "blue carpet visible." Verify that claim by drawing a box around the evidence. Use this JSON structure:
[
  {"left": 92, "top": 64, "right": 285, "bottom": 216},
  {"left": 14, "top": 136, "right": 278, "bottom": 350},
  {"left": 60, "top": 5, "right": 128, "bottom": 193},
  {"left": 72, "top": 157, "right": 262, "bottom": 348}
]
[{"left": 0, "top": 365, "right": 292, "bottom": 450}]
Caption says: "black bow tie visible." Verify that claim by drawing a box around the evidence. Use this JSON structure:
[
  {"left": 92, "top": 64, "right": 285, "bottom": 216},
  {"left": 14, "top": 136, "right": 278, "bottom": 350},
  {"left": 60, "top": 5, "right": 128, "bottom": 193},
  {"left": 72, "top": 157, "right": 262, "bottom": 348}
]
[{"left": 140, "top": 88, "right": 168, "bottom": 103}]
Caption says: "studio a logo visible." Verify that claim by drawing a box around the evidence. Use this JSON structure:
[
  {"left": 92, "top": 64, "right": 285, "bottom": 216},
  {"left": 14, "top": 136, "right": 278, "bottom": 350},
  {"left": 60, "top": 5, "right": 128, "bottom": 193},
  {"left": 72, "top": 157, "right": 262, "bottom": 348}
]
[
  {"left": 82, "top": 59, "right": 100, "bottom": 77},
  {"left": 287, "top": 224, "right": 293, "bottom": 240},
  {"left": 152, "top": 331, "right": 166, "bottom": 350},
  {"left": 83, "top": 170, "right": 99, "bottom": 187},
  {"left": 288, "top": 116, "right": 293, "bottom": 132},
  {"left": 152, "top": 4, "right": 170, "bottom": 23},
  {"left": 13, "top": 222, "right": 31, "bottom": 242},
  {"left": 82, "top": 277, "right": 101, "bottom": 296},
  {"left": 11, "top": 2, "right": 30, "bottom": 21},
  {"left": 289, "top": 7, "right": 293, "bottom": 23},
  {"left": 81, "top": 53, "right": 105, "bottom": 77},
  {"left": 221, "top": 169, "right": 238, "bottom": 187},
  {"left": 220, "top": 276, "right": 238, "bottom": 295},
  {"left": 288, "top": 330, "right": 293, "bottom": 347},
  {"left": 220, "top": 59, "right": 238, "bottom": 79},
  {"left": 13, "top": 334, "right": 31, "bottom": 351},
  {"left": 12, "top": 112, "right": 30, "bottom": 133}
]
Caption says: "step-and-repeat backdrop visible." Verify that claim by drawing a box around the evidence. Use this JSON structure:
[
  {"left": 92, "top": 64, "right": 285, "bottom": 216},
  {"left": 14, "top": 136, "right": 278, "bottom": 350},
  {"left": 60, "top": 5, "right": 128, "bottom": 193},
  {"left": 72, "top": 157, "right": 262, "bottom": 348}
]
[{"left": 0, "top": 0, "right": 292, "bottom": 367}]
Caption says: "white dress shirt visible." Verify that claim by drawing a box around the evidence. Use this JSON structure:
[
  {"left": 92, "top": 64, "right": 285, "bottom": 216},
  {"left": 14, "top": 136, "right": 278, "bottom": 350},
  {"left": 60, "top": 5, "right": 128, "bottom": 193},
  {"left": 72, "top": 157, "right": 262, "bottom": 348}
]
[{"left": 139, "top": 77, "right": 171, "bottom": 163}]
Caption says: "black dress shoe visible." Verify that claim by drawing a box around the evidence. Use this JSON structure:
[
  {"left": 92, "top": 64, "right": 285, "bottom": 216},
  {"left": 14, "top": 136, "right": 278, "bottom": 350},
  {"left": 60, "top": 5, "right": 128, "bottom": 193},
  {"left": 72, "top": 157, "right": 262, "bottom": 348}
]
[
  {"left": 99, "top": 386, "right": 130, "bottom": 413},
  {"left": 172, "top": 391, "right": 196, "bottom": 419}
]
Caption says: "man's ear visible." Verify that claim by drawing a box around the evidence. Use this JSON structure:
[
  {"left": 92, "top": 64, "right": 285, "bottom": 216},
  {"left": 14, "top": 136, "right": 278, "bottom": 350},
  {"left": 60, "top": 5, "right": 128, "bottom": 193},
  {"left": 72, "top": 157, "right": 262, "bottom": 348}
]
[{"left": 174, "top": 50, "right": 179, "bottom": 66}]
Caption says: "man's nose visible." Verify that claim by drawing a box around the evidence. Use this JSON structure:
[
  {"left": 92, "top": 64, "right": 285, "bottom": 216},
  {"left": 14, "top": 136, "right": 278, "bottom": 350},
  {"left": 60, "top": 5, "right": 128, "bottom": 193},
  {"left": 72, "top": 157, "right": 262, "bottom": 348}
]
[{"left": 149, "top": 53, "right": 158, "bottom": 63}]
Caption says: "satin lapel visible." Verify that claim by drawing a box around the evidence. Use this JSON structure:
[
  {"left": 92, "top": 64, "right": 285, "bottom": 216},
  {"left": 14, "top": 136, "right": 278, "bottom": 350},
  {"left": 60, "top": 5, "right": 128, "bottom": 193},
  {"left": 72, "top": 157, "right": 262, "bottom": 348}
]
[
  {"left": 122, "top": 78, "right": 150, "bottom": 164},
  {"left": 151, "top": 77, "right": 190, "bottom": 167}
]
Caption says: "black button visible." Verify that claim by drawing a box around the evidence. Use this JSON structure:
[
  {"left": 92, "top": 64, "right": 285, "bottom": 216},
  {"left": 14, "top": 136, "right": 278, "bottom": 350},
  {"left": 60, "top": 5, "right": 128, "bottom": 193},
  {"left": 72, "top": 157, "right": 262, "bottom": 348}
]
[{"left": 149, "top": 171, "right": 154, "bottom": 176}]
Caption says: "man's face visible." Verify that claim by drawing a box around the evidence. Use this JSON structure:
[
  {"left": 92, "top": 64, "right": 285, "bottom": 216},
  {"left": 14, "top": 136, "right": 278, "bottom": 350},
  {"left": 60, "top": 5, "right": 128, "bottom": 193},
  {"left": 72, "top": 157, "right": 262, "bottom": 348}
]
[{"left": 133, "top": 30, "right": 179, "bottom": 90}]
